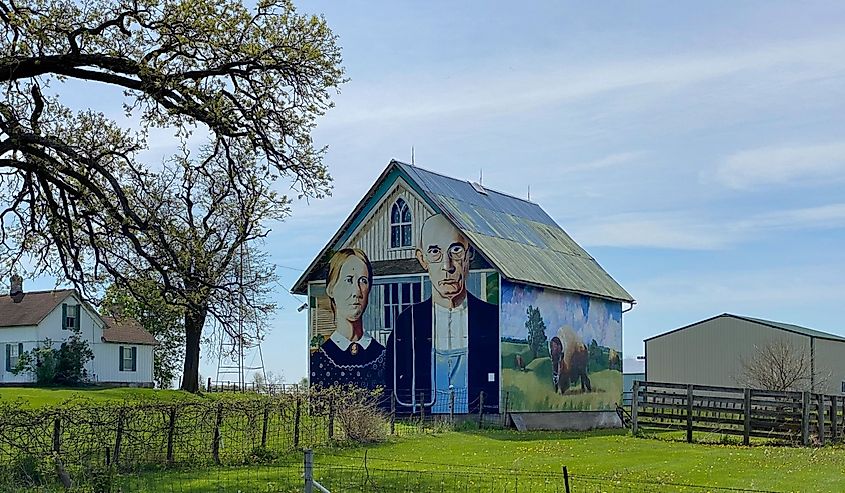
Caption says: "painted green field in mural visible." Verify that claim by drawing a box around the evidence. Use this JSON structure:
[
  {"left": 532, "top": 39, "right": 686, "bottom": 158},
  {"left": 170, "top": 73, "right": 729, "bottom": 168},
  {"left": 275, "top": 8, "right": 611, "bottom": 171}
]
[{"left": 501, "top": 342, "right": 621, "bottom": 411}]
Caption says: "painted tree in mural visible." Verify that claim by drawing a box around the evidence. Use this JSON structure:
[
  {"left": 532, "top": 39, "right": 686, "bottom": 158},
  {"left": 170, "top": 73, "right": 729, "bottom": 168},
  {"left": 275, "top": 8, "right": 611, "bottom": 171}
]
[
  {"left": 525, "top": 305, "right": 548, "bottom": 359},
  {"left": 0, "top": 0, "right": 344, "bottom": 391}
]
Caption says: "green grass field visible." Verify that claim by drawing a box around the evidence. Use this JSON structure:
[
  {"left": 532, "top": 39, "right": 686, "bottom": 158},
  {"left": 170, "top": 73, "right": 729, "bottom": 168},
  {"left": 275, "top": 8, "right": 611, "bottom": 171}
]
[
  {"left": 98, "top": 428, "right": 845, "bottom": 492},
  {"left": 0, "top": 386, "right": 198, "bottom": 407},
  {"left": 501, "top": 341, "right": 622, "bottom": 411}
]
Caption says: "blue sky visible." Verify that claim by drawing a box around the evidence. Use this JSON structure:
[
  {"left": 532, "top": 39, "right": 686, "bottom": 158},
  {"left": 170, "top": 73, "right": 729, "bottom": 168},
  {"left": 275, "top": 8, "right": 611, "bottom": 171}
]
[{"left": 24, "top": 1, "right": 845, "bottom": 383}]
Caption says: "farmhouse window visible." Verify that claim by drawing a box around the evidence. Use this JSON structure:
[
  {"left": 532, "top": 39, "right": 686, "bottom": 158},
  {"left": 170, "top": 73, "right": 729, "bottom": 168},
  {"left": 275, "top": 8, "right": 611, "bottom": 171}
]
[
  {"left": 119, "top": 346, "right": 137, "bottom": 372},
  {"left": 382, "top": 281, "right": 422, "bottom": 333},
  {"left": 5, "top": 343, "right": 23, "bottom": 372},
  {"left": 62, "top": 304, "right": 80, "bottom": 330},
  {"left": 390, "top": 198, "right": 413, "bottom": 248}
]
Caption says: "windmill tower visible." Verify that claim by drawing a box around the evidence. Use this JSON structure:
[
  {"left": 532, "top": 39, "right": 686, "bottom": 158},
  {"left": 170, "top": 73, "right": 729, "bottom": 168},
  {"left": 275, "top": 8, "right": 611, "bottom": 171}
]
[{"left": 215, "top": 245, "right": 267, "bottom": 390}]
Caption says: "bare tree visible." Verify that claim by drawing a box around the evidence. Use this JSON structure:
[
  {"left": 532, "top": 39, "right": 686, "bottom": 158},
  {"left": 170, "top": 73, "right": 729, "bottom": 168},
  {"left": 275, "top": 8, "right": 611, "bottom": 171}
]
[{"left": 735, "top": 338, "right": 830, "bottom": 392}]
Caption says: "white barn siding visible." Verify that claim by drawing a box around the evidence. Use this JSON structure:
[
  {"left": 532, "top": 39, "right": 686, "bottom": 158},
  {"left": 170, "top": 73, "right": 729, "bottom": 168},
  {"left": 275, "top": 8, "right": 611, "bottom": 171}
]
[
  {"left": 346, "top": 179, "right": 434, "bottom": 261},
  {"left": 646, "top": 317, "right": 810, "bottom": 389}
]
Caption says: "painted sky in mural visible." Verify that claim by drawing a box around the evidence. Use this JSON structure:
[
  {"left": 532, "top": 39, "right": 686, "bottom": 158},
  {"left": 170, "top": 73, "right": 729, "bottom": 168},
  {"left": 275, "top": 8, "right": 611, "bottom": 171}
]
[{"left": 501, "top": 283, "right": 622, "bottom": 351}]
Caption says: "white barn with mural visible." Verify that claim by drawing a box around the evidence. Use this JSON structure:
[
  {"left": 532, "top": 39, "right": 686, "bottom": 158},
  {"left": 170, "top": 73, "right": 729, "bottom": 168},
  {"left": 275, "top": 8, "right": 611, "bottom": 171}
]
[{"left": 293, "top": 160, "right": 634, "bottom": 427}]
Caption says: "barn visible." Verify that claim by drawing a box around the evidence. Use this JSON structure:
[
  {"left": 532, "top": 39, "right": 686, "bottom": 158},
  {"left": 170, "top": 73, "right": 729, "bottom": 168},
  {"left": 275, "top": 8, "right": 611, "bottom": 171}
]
[
  {"left": 292, "top": 160, "right": 634, "bottom": 426},
  {"left": 644, "top": 313, "right": 845, "bottom": 395}
]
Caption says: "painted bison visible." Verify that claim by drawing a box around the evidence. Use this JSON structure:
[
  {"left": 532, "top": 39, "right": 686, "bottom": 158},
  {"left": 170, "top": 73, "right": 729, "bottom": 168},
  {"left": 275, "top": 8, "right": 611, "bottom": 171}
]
[
  {"left": 556, "top": 328, "right": 592, "bottom": 394},
  {"left": 548, "top": 336, "right": 563, "bottom": 391},
  {"left": 608, "top": 349, "right": 621, "bottom": 371}
]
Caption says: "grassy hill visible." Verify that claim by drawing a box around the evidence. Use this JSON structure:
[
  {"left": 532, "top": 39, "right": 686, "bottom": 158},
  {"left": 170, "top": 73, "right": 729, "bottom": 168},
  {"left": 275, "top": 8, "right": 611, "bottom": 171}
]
[{"left": 0, "top": 386, "right": 200, "bottom": 408}]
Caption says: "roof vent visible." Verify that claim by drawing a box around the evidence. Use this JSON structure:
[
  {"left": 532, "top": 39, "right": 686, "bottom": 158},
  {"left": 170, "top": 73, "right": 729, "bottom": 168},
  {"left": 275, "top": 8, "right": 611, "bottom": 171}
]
[{"left": 470, "top": 181, "right": 488, "bottom": 195}]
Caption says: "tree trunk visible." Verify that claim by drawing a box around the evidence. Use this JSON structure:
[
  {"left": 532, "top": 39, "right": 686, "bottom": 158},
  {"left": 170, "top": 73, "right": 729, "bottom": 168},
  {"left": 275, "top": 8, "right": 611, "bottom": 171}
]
[{"left": 180, "top": 307, "right": 207, "bottom": 392}]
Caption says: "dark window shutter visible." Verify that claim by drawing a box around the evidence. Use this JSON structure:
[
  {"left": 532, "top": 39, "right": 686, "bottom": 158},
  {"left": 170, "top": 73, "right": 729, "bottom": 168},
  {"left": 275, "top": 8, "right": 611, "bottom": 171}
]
[
  {"left": 62, "top": 304, "right": 67, "bottom": 330},
  {"left": 131, "top": 347, "right": 137, "bottom": 371},
  {"left": 18, "top": 343, "right": 23, "bottom": 361},
  {"left": 5, "top": 344, "right": 10, "bottom": 372},
  {"left": 119, "top": 346, "right": 124, "bottom": 371}
]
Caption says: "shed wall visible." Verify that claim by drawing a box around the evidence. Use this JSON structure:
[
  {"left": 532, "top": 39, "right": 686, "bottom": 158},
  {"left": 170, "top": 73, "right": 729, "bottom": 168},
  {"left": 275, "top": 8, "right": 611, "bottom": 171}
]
[
  {"left": 646, "top": 317, "right": 810, "bottom": 389},
  {"left": 813, "top": 339, "right": 845, "bottom": 395}
]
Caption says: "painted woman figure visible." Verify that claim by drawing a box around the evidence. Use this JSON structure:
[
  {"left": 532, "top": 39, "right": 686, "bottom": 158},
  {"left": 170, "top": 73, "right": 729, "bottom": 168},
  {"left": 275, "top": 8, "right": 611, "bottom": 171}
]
[{"left": 311, "top": 248, "right": 386, "bottom": 389}]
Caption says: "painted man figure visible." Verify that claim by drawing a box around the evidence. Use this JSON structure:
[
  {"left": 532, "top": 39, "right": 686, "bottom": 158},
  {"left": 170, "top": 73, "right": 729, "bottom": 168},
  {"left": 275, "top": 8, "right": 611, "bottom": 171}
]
[{"left": 385, "top": 214, "right": 499, "bottom": 414}]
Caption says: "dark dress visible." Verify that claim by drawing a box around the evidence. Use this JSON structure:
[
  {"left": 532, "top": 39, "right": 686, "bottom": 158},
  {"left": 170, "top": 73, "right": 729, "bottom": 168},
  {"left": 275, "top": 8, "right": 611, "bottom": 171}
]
[
  {"left": 310, "top": 338, "right": 386, "bottom": 390},
  {"left": 384, "top": 293, "right": 499, "bottom": 414}
]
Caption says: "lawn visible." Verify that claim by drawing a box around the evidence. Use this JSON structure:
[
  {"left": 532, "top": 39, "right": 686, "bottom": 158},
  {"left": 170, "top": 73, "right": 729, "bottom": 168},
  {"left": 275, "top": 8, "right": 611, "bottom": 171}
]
[
  {"left": 0, "top": 386, "right": 198, "bottom": 408},
  {"left": 103, "top": 429, "right": 845, "bottom": 492}
]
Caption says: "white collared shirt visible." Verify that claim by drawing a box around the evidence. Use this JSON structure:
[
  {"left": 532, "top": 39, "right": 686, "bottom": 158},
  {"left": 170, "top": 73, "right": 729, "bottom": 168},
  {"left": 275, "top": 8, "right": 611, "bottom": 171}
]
[
  {"left": 330, "top": 330, "right": 373, "bottom": 351},
  {"left": 432, "top": 299, "right": 468, "bottom": 351}
]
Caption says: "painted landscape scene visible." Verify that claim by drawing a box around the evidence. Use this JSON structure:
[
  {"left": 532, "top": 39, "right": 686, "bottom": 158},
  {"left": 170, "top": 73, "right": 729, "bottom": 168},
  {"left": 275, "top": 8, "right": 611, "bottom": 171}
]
[{"left": 500, "top": 281, "right": 623, "bottom": 411}]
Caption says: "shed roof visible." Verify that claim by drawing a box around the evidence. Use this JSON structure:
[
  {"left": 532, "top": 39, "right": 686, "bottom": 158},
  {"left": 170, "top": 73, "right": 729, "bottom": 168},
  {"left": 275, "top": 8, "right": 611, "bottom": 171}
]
[
  {"left": 645, "top": 313, "right": 845, "bottom": 343},
  {"left": 0, "top": 289, "right": 76, "bottom": 327},
  {"left": 292, "top": 160, "right": 633, "bottom": 303},
  {"left": 101, "top": 316, "right": 158, "bottom": 345}
]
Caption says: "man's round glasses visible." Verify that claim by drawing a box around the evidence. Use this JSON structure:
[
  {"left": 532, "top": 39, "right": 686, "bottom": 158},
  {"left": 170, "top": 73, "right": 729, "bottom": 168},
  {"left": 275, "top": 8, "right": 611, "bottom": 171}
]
[{"left": 425, "top": 244, "right": 467, "bottom": 263}]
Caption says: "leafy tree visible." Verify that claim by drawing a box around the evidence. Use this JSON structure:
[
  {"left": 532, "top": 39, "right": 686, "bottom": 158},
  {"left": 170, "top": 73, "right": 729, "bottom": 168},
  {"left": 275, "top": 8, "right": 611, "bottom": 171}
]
[
  {"left": 525, "top": 305, "right": 548, "bottom": 360},
  {"left": 0, "top": 0, "right": 344, "bottom": 391},
  {"left": 103, "top": 280, "right": 185, "bottom": 388}
]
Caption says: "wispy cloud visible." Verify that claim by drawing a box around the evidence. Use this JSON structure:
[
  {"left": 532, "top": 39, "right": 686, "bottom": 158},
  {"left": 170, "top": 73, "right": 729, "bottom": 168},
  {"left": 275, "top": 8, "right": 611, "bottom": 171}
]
[
  {"left": 569, "top": 203, "right": 845, "bottom": 250},
  {"left": 323, "top": 35, "right": 845, "bottom": 127},
  {"left": 713, "top": 142, "right": 845, "bottom": 189}
]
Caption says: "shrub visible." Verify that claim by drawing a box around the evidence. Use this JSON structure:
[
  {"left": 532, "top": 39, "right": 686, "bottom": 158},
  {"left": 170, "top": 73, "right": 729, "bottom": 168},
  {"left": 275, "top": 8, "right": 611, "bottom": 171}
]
[
  {"left": 12, "top": 328, "right": 93, "bottom": 386},
  {"left": 332, "top": 387, "right": 387, "bottom": 443}
]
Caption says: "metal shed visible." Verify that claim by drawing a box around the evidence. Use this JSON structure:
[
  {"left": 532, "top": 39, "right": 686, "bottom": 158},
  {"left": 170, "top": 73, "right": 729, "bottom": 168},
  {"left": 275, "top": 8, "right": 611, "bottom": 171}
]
[{"left": 644, "top": 313, "right": 845, "bottom": 395}]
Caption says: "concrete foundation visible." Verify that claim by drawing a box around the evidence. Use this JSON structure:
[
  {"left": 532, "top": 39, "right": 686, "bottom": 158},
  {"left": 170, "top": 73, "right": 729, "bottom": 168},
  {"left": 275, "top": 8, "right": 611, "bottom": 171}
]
[{"left": 510, "top": 411, "right": 622, "bottom": 431}]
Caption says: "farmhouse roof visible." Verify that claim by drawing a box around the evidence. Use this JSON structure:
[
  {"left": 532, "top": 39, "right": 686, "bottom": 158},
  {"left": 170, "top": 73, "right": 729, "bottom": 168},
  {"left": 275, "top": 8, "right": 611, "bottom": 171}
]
[
  {"left": 101, "top": 316, "right": 158, "bottom": 345},
  {"left": 292, "top": 160, "right": 633, "bottom": 303},
  {"left": 0, "top": 289, "right": 76, "bottom": 327},
  {"left": 644, "top": 313, "right": 845, "bottom": 343}
]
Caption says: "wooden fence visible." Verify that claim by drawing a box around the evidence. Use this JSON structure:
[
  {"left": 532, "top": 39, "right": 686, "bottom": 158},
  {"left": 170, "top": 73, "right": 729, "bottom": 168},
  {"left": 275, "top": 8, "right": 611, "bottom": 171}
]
[{"left": 631, "top": 381, "right": 845, "bottom": 446}]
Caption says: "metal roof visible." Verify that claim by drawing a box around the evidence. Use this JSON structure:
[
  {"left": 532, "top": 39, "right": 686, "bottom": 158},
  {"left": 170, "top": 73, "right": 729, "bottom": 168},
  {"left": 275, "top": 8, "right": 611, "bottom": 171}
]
[
  {"left": 292, "top": 160, "right": 633, "bottom": 303},
  {"left": 398, "top": 162, "right": 634, "bottom": 302},
  {"left": 645, "top": 313, "right": 845, "bottom": 343}
]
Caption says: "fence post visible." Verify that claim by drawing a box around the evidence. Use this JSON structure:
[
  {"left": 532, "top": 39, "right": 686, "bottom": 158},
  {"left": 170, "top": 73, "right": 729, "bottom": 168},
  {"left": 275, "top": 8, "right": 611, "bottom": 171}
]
[
  {"left": 304, "top": 449, "right": 314, "bottom": 493},
  {"left": 261, "top": 403, "right": 269, "bottom": 448},
  {"left": 114, "top": 410, "right": 124, "bottom": 467},
  {"left": 449, "top": 386, "right": 455, "bottom": 423},
  {"left": 817, "top": 394, "right": 826, "bottom": 446},
  {"left": 686, "top": 384, "right": 693, "bottom": 443},
  {"left": 390, "top": 393, "right": 396, "bottom": 435},
  {"left": 802, "top": 391, "right": 810, "bottom": 446},
  {"left": 503, "top": 391, "right": 510, "bottom": 427},
  {"left": 212, "top": 403, "right": 223, "bottom": 465},
  {"left": 832, "top": 396, "right": 839, "bottom": 442},
  {"left": 477, "top": 390, "right": 485, "bottom": 428},
  {"left": 52, "top": 417, "right": 61, "bottom": 454},
  {"left": 562, "top": 465, "right": 570, "bottom": 493},
  {"left": 328, "top": 398, "right": 335, "bottom": 440},
  {"left": 166, "top": 406, "right": 176, "bottom": 465},
  {"left": 294, "top": 396, "right": 302, "bottom": 449},
  {"left": 419, "top": 391, "right": 425, "bottom": 423},
  {"left": 207, "top": 377, "right": 212, "bottom": 392},
  {"left": 631, "top": 381, "right": 639, "bottom": 436},
  {"left": 743, "top": 388, "right": 751, "bottom": 446}
]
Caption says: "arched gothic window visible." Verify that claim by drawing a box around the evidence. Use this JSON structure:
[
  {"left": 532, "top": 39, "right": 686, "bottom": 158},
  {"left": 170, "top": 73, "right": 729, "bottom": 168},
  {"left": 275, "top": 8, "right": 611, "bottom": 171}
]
[{"left": 390, "top": 198, "right": 412, "bottom": 248}]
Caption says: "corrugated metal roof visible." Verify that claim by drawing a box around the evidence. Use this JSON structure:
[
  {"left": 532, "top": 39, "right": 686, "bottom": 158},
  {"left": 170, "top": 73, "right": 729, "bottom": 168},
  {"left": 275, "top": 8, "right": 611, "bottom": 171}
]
[
  {"left": 736, "top": 315, "right": 845, "bottom": 342},
  {"left": 645, "top": 313, "right": 845, "bottom": 343},
  {"left": 397, "top": 162, "right": 634, "bottom": 302}
]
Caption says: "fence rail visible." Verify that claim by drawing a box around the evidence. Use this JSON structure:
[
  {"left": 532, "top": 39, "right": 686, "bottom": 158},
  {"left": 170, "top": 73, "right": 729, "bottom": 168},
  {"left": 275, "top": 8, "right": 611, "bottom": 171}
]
[{"left": 631, "top": 381, "right": 844, "bottom": 445}]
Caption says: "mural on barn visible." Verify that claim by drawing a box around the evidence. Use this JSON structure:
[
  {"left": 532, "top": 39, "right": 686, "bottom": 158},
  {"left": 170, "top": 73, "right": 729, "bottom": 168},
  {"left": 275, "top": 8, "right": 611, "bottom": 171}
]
[
  {"left": 308, "top": 207, "right": 500, "bottom": 414},
  {"left": 500, "top": 280, "right": 622, "bottom": 411}
]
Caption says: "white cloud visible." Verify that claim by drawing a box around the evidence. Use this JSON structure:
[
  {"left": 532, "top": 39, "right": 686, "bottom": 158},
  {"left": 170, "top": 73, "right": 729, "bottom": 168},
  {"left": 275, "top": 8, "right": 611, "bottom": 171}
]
[
  {"left": 322, "top": 35, "right": 845, "bottom": 127},
  {"left": 569, "top": 203, "right": 845, "bottom": 250},
  {"left": 714, "top": 142, "right": 845, "bottom": 189}
]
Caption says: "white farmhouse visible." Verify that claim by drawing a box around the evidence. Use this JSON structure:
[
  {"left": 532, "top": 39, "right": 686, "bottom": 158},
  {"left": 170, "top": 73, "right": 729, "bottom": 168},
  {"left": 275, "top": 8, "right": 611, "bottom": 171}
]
[{"left": 0, "top": 276, "right": 155, "bottom": 386}]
